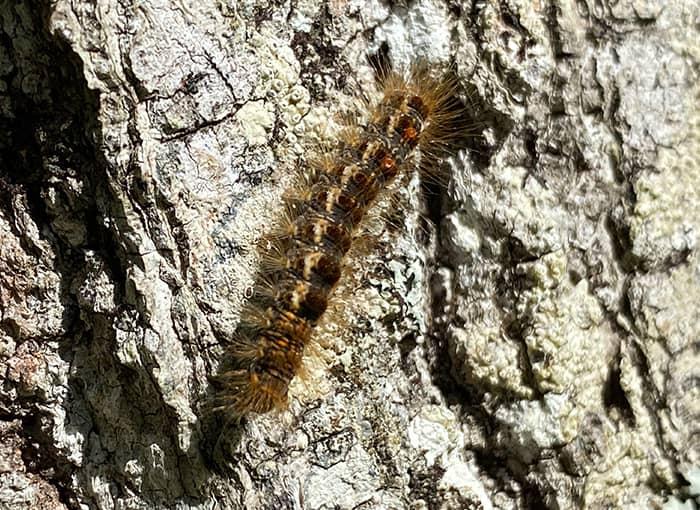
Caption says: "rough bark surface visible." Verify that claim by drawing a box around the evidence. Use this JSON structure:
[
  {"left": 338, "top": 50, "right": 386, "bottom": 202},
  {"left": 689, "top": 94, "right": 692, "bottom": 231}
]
[{"left": 0, "top": 1, "right": 698, "bottom": 509}]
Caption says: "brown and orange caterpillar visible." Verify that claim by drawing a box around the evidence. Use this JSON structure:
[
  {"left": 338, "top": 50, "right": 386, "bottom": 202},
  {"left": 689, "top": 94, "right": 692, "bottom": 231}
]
[{"left": 210, "top": 63, "right": 464, "bottom": 419}]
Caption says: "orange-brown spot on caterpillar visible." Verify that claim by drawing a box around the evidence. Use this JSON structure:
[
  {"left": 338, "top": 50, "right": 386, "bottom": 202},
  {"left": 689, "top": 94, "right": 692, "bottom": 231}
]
[
  {"left": 401, "top": 126, "right": 418, "bottom": 144},
  {"left": 381, "top": 154, "right": 395, "bottom": 170},
  {"left": 375, "top": 148, "right": 399, "bottom": 180}
]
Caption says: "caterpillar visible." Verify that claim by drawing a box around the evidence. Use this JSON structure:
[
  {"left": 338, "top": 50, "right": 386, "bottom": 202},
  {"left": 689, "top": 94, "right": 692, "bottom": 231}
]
[{"left": 210, "top": 62, "right": 464, "bottom": 419}]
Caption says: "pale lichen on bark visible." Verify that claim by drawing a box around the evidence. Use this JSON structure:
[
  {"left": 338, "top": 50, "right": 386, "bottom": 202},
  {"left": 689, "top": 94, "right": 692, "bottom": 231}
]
[{"left": 0, "top": 0, "right": 698, "bottom": 509}]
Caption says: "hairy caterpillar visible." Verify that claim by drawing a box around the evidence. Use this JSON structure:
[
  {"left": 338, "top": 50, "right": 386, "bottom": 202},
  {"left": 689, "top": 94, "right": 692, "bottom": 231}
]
[{"left": 210, "top": 63, "right": 464, "bottom": 419}]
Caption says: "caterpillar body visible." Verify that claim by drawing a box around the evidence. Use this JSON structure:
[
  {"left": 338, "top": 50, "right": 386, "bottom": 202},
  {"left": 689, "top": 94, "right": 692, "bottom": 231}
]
[{"left": 211, "top": 64, "right": 463, "bottom": 418}]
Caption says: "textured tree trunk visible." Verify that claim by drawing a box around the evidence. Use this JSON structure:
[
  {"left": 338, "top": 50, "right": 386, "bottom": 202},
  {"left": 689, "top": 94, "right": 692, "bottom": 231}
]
[{"left": 0, "top": 0, "right": 698, "bottom": 509}]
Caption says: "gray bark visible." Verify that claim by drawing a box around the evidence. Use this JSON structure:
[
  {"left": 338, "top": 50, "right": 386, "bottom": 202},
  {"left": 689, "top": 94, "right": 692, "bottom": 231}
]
[{"left": 0, "top": 0, "right": 698, "bottom": 509}]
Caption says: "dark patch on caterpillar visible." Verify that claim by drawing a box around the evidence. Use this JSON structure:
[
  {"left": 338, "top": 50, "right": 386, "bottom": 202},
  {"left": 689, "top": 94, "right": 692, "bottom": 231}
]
[{"left": 202, "top": 61, "right": 468, "bottom": 469}]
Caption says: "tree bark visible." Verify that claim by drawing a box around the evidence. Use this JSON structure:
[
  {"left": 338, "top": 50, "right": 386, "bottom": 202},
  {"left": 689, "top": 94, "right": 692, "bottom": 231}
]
[{"left": 0, "top": 0, "right": 698, "bottom": 509}]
